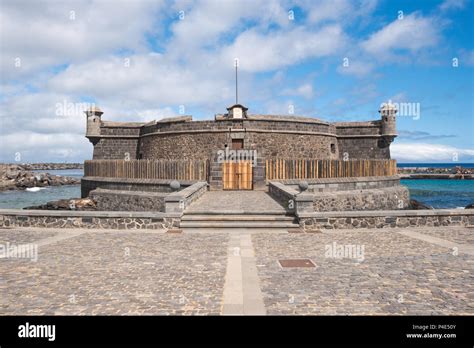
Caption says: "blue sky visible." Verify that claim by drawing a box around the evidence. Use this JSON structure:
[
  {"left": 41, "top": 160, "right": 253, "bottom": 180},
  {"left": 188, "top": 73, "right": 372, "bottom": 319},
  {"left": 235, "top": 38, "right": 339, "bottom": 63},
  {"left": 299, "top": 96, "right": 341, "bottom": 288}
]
[{"left": 0, "top": 0, "right": 473, "bottom": 163}]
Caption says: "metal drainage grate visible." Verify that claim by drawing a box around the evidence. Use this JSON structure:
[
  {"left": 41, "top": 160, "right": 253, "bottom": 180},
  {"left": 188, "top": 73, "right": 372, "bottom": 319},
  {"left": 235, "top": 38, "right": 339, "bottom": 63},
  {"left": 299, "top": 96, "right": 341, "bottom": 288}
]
[
  {"left": 166, "top": 229, "right": 182, "bottom": 234},
  {"left": 287, "top": 228, "right": 303, "bottom": 233},
  {"left": 278, "top": 259, "right": 316, "bottom": 268}
]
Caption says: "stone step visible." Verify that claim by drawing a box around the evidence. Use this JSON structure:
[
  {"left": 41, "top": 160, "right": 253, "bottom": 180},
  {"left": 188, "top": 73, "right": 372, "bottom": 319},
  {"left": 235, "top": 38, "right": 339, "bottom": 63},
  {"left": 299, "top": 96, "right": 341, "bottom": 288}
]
[
  {"left": 180, "top": 221, "right": 299, "bottom": 228},
  {"left": 181, "top": 227, "right": 290, "bottom": 232},
  {"left": 184, "top": 210, "right": 288, "bottom": 215},
  {"left": 182, "top": 214, "right": 295, "bottom": 221}
]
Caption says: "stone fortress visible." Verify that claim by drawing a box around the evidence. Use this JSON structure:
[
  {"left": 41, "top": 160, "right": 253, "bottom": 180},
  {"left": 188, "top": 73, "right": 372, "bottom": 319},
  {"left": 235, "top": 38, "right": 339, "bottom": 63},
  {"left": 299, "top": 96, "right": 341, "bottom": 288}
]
[
  {"left": 85, "top": 103, "right": 397, "bottom": 163},
  {"left": 81, "top": 102, "right": 410, "bottom": 228}
]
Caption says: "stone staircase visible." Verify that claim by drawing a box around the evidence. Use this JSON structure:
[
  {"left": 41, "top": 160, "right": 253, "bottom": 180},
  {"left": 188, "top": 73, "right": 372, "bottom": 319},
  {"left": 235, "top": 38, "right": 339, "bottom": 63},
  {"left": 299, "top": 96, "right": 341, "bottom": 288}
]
[
  {"left": 180, "top": 211, "right": 298, "bottom": 230},
  {"left": 180, "top": 191, "right": 299, "bottom": 231}
]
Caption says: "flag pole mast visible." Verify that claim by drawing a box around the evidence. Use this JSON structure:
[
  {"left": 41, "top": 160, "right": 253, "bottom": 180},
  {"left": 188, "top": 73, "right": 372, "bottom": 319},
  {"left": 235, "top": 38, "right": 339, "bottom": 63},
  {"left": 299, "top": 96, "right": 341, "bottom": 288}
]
[{"left": 235, "top": 59, "right": 238, "bottom": 104}]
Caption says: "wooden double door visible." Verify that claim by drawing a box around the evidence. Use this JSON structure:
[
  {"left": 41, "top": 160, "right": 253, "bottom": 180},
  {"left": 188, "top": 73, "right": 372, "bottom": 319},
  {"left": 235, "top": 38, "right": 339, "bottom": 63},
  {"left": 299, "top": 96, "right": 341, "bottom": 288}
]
[{"left": 222, "top": 161, "right": 253, "bottom": 190}]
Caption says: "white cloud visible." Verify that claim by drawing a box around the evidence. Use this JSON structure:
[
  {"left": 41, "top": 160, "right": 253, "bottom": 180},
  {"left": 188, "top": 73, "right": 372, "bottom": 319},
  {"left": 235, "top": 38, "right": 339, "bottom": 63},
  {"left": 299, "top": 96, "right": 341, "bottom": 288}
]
[
  {"left": 439, "top": 0, "right": 466, "bottom": 12},
  {"left": 220, "top": 25, "right": 346, "bottom": 72},
  {"left": 388, "top": 92, "right": 407, "bottom": 103},
  {"left": 0, "top": 131, "right": 91, "bottom": 163},
  {"left": 337, "top": 60, "right": 374, "bottom": 77},
  {"left": 362, "top": 13, "right": 440, "bottom": 58},
  {"left": 0, "top": 0, "right": 165, "bottom": 79},
  {"left": 0, "top": 0, "right": 470, "bottom": 164},
  {"left": 299, "top": 0, "right": 378, "bottom": 25},
  {"left": 459, "top": 49, "right": 474, "bottom": 66},
  {"left": 0, "top": 92, "right": 85, "bottom": 135},
  {"left": 281, "top": 83, "right": 314, "bottom": 99},
  {"left": 47, "top": 54, "right": 231, "bottom": 108},
  {"left": 391, "top": 143, "right": 474, "bottom": 162}
]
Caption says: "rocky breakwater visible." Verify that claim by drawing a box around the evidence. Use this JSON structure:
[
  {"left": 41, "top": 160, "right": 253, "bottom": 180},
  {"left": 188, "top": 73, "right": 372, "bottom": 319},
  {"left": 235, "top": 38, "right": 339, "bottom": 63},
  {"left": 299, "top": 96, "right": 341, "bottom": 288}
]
[
  {"left": 19, "top": 163, "right": 83, "bottom": 170},
  {"left": 398, "top": 166, "right": 473, "bottom": 175},
  {"left": 0, "top": 164, "right": 80, "bottom": 191},
  {"left": 25, "top": 197, "right": 96, "bottom": 211}
]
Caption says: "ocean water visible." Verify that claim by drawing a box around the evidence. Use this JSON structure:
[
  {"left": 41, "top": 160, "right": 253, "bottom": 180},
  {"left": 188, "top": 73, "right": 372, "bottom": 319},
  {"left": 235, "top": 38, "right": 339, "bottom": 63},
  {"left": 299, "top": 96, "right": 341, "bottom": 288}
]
[
  {"left": 397, "top": 163, "right": 474, "bottom": 168},
  {"left": 0, "top": 185, "right": 82, "bottom": 209},
  {"left": 0, "top": 169, "right": 83, "bottom": 209},
  {"left": 401, "top": 179, "right": 474, "bottom": 209},
  {"left": 1, "top": 168, "right": 473, "bottom": 209},
  {"left": 32, "top": 168, "right": 84, "bottom": 178}
]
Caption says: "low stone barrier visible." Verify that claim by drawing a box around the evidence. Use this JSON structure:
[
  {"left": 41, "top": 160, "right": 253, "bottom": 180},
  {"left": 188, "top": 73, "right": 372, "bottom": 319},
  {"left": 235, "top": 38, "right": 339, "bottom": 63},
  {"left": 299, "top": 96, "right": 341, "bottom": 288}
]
[
  {"left": 0, "top": 209, "right": 181, "bottom": 230},
  {"left": 89, "top": 188, "right": 167, "bottom": 211},
  {"left": 298, "top": 209, "right": 474, "bottom": 231},
  {"left": 81, "top": 176, "right": 197, "bottom": 197},
  {"left": 312, "top": 186, "right": 409, "bottom": 211},
  {"left": 165, "top": 181, "right": 208, "bottom": 213},
  {"left": 269, "top": 180, "right": 410, "bottom": 213},
  {"left": 278, "top": 175, "right": 401, "bottom": 192},
  {"left": 268, "top": 182, "right": 297, "bottom": 212}
]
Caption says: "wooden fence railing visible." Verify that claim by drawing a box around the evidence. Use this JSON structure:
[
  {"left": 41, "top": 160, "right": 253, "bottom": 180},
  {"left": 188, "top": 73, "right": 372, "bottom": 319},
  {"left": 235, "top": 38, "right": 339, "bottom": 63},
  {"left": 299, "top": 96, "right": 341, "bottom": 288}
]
[
  {"left": 84, "top": 160, "right": 209, "bottom": 181},
  {"left": 85, "top": 158, "right": 396, "bottom": 182},
  {"left": 265, "top": 159, "right": 397, "bottom": 180}
]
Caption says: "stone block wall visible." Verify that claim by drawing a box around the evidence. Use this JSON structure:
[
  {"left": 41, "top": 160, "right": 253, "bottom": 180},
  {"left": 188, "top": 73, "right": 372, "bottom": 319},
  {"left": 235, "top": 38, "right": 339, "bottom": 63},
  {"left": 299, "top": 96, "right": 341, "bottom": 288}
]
[
  {"left": 0, "top": 210, "right": 181, "bottom": 230},
  {"left": 246, "top": 132, "right": 337, "bottom": 159},
  {"left": 280, "top": 176, "right": 401, "bottom": 192},
  {"left": 298, "top": 210, "right": 474, "bottom": 231},
  {"left": 269, "top": 180, "right": 409, "bottom": 213},
  {"left": 89, "top": 189, "right": 167, "bottom": 212},
  {"left": 139, "top": 131, "right": 338, "bottom": 160},
  {"left": 92, "top": 138, "right": 139, "bottom": 160},
  {"left": 139, "top": 132, "right": 227, "bottom": 160},
  {"left": 81, "top": 177, "right": 197, "bottom": 198},
  {"left": 89, "top": 115, "right": 393, "bottom": 162},
  {"left": 337, "top": 137, "right": 390, "bottom": 160},
  {"left": 312, "top": 186, "right": 410, "bottom": 211}
]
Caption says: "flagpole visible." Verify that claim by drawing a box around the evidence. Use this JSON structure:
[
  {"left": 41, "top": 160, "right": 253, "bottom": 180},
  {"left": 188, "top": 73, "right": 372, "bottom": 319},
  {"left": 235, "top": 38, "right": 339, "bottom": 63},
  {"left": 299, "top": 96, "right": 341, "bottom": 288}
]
[{"left": 235, "top": 62, "right": 238, "bottom": 104}]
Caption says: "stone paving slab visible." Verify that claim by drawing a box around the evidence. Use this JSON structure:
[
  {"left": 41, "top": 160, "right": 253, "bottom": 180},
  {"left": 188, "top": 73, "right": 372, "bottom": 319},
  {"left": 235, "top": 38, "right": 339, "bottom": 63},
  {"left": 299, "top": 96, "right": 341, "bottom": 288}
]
[
  {"left": 0, "top": 229, "right": 58, "bottom": 244},
  {"left": 252, "top": 227, "right": 473, "bottom": 315},
  {"left": 222, "top": 233, "right": 266, "bottom": 315},
  {"left": 416, "top": 228, "right": 474, "bottom": 245},
  {"left": 0, "top": 226, "right": 472, "bottom": 316},
  {"left": 0, "top": 230, "right": 228, "bottom": 315},
  {"left": 186, "top": 191, "right": 286, "bottom": 213}
]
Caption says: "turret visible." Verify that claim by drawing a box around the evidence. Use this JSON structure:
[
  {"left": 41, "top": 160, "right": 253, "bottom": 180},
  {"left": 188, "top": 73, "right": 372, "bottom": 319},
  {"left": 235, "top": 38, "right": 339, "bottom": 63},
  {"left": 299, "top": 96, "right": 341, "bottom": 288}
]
[
  {"left": 379, "top": 101, "right": 397, "bottom": 146},
  {"left": 85, "top": 106, "right": 103, "bottom": 142}
]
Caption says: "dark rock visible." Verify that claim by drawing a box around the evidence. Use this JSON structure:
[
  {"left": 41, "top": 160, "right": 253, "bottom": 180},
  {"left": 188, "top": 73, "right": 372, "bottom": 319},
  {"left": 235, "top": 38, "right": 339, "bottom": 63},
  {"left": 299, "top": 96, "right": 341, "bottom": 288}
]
[
  {"left": 465, "top": 203, "right": 474, "bottom": 209},
  {"left": 409, "top": 199, "right": 433, "bottom": 210},
  {"left": 24, "top": 198, "right": 96, "bottom": 211},
  {"left": 1, "top": 164, "right": 80, "bottom": 191}
]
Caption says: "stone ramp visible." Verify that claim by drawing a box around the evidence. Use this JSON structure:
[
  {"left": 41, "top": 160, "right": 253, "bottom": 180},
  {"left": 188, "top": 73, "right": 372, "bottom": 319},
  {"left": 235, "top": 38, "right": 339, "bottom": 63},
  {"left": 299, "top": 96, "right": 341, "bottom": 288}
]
[{"left": 182, "top": 191, "right": 297, "bottom": 230}]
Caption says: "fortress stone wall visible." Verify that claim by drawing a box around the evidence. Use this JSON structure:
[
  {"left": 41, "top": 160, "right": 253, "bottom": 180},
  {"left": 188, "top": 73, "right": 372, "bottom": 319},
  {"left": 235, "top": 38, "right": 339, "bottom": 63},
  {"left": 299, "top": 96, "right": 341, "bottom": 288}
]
[{"left": 85, "top": 105, "right": 397, "bottom": 162}]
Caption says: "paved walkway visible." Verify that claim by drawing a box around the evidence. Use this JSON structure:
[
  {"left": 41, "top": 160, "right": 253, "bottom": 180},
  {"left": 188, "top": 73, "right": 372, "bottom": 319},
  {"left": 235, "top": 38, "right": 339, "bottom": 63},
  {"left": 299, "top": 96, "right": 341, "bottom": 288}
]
[
  {"left": 0, "top": 226, "right": 472, "bottom": 315},
  {"left": 222, "top": 233, "right": 266, "bottom": 315},
  {"left": 185, "top": 191, "right": 286, "bottom": 213}
]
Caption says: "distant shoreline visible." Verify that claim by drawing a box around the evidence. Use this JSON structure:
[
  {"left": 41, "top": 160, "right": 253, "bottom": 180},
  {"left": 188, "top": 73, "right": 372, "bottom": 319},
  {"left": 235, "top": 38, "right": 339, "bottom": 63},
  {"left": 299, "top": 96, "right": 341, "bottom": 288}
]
[
  {"left": 0, "top": 164, "right": 81, "bottom": 192},
  {"left": 400, "top": 173, "right": 473, "bottom": 180},
  {"left": 1, "top": 163, "right": 83, "bottom": 170}
]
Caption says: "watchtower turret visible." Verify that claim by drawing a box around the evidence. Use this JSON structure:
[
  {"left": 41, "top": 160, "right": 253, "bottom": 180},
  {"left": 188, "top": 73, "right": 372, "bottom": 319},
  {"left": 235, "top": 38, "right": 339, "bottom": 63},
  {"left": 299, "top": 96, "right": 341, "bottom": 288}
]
[
  {"left": 85, "top": 106, "right": 103, "bottom": 143},
  {"left": 379, "top": 101, "right": 397, "bottom": 146}
]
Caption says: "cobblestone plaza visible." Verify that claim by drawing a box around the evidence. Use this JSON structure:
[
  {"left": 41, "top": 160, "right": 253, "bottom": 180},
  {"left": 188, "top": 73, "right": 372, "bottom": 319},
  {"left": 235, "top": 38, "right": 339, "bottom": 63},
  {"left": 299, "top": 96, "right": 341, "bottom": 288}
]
[{"left": 1, "top": 226, "right": 472, "bottom": 315}]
